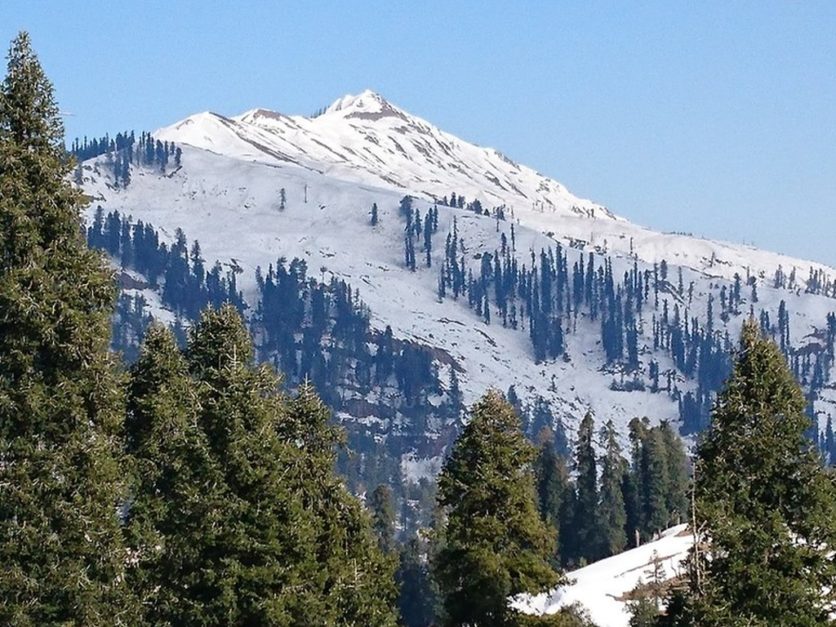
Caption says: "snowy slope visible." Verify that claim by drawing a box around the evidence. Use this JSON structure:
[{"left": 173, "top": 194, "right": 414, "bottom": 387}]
[
  {"left": 81, "top": 147, "right": 676, "bottom": 439},
  {"left": 155, "top": 91, "right": 836, "bottom": 285},
  {"left": 78, "top": 92, "right": 836, "bottom": 463},
  {"left": 512, "top": 525, "right": 693, "bottom": 626}
]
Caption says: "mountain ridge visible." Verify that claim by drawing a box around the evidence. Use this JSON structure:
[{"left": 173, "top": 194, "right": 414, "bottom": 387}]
[
  {"left": 154, "top": 91, "right": 836, "bottom": 284},
  {"left": 156, "top": 90, "right": 618, "bottom": 223}
]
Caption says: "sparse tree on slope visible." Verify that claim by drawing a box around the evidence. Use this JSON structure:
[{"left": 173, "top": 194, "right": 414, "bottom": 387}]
[
  {"left": 668, "top": 320, "right": 836, "bottom": 625},
  {"left": 433, "top": 390, "right": 559, "bottom": 626},
  {"left": 0, "top": 32, "right": 137, "bottom": 624}
]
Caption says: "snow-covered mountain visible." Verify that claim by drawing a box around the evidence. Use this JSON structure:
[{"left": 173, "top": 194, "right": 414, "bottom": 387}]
[
  {"left": 155, "top": 90, "right": 613, "bottom": 222},
  {"left": 154, "top": 91, "right": 836, "bottom": 285},
  {"left": 78, "top": 91, "right": 836, "bottom": 484}
]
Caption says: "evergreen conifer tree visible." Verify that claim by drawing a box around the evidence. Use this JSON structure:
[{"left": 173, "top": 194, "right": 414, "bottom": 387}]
[
  {"left": 0, "top": 32, "right": 137, "bottom": 624},
  {"left": 371, "top": 483, "right": 397, "bottom": 554},
  {"left": 598, "top": 420, "right": 628, "bottom": 557},
  {"left": 658, "top": 421, "right": 688, "bottom": 526},
  {"left": 124, "top": 325, "right": 224, "bottom": 624},
  {"left": 433, "top": 390, "right": 559, "bottom": 625},
  {"left": 397, "top": 536, "right": 438, "bottom": 627},
  {"left": 283, "top": 383, "right": 398, "bottom": 625},
  {"left": 643, "top": 429, "right": 671, "bottom": 536},
  {"left": 534, "top": 434, "right": 571, "bottom": 565},
  {"left": 180, "top": 305, "right": 323, "bottom": 623},
  {"left": 572, "top": 412, "right": 600, "bottom": 562},
  {"left": 670, "top": 320, "right": 836, "bottom": 624}
]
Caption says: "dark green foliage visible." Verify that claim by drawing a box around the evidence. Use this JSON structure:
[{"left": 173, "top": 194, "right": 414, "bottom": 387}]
[
  {"left": 433, "top": 390, "right": 559, "bottom": 626},
  {"left": 670, "top": 320, "right": 836, "bottom": 625},
  {"left": 629, "top": 597, "right": 661, "bottom": 626},
  {"left": 372, "top": 484, "right": 397, "bottom": 553},
  {"left": 285, "top": 383, "right": 399, "bottom": 625},
  {"left": 396, "top": 536, "right": 438, "bottom": 627},
  {"left": 127, "top": 306, "right": 397, "bottom": 625},
  {"left": 182, "top": 306, "right": 319, "bottom": 624},
  {"left": 571, "top": 412, "right": 599, "bottom": 562},
  {"left": 124, "top": 325, "right": 224, "bottom": 624},
  {"left": 534, "top": 433, "right": 571, "bottom": 565},
  {"left": 0, "top": 32, "right": 137, "bottom": 624},
  {"left": 643, "top": 429, "right": 671, "bottom": 535},
  {"left": 598, "top": 419, "right": 628, "bottom": 557},
  {"left": 627, "top": 418, "right": 689, "bottom": 544},
  {"left": 658, "top": 422, "right": 688, "bottom": 526}
]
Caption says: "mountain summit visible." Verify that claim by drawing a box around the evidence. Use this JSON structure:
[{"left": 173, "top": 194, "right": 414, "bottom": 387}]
[{"left": 156, "top": 90, "right": 616, "bottom": 222}]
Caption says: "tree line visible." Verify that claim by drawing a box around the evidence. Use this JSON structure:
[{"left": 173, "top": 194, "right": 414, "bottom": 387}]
[{"left": 71, "top": 130, "right": 181, "bottom": 188}]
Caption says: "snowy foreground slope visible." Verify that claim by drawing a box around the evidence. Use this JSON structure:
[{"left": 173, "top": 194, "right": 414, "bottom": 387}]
[
  {"left": 513, "top": 525, "right": 693, "bottom": 626},
  {"left": 79, "top": 92, "right": 836, "bottom": 466}
]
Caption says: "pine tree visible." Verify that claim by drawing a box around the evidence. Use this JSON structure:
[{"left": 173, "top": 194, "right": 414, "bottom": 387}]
[
  {"left": 397, "top": 536, "right": 438, "bottom": 627},
  {"left": 658, "top": 421, "right": 688, "bottom": 526},
  {"left": 0, "top": 32, "right": 137, "bottom": 624},
  {"left": 643, "top": 428, "right": 671, "bottom": 536},
  {"left": 183, "top": 305, "right": 323, "bottom": 624},
  {"left": 124, "top": 325, "right": 224, "bottom": 624},
  {"left": 671, "top": 320, "right": 836, "bottom": 625},
  {"left": 284, "top": 383, "right": 399, "bottom": 625},
  {"left": 534, "top": 434, "right": 571, "bottom": 565},
  {"left": 572, "top": 412, "right": 599, "bottom": 562},
  {"left": 433, "top": 391, "right": 559, "bottom": 625},
  {"left": 598, "top": 420, "right": 628, "bottom": 557},
  {"left": 371, "top": 483, "right": 397, "bottom": 554}
]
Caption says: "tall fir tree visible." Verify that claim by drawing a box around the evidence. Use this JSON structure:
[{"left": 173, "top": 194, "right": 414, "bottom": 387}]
[
  {"left": 396, "top": 536, "right": 439, "bottom": 627},
  {"left": 283, "top": 383, "right": 398, "bottom": 626},
  {"left": 433, "top": 390, "right": 559, "bottom": 626},
  {"left": 642, "top": 428, "right": 671, "bottom": 536},
  {"left": 534, "top": 432, "right": 571, "bottom": 565},
  {"left": 123, "top": 325, "right": 225, "bottom": 624},
  {"left": 0, "top": 32, "right": 137, "bottom": 624},
  {"left": 669, "top": 320, "right": 836, "bottom": 625},
  {"left": 183, "top": 305, "right": 321, "bottom": 624},
  {"left": 572, "top": 412, "right": 600, "bottom": 563},
  {"left": 658, "top": 421, "right": 688, "bottom": 527},
  {"left": 598, "top": 420, "right": 628, "bottom": 557},
  {"left": 371, "top": 483, "right": 397, "bottom": 554}
]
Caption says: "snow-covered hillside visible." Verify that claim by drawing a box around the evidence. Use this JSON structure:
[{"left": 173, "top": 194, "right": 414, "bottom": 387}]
[
  {"left": 513, "top": 525, "right": 693, "bottom": 626},
  {"left": 154, "top": 91, "right": 836, "bottom": 285},
  {"left": 78, "top": 92, "right": 836, "bottom": 470}
]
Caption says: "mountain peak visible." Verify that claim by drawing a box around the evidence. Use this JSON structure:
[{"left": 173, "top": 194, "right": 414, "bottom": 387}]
[
  {"left": 156, "top": 91, "right": 615, "bottom": 223},
  {"left": 324, "top": 90, "right": 406, "bottom": 121}
]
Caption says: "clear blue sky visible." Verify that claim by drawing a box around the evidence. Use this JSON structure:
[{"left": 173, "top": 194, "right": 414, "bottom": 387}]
[{"left": 3, "top": 1, "right": 836, "bottom": 266}]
